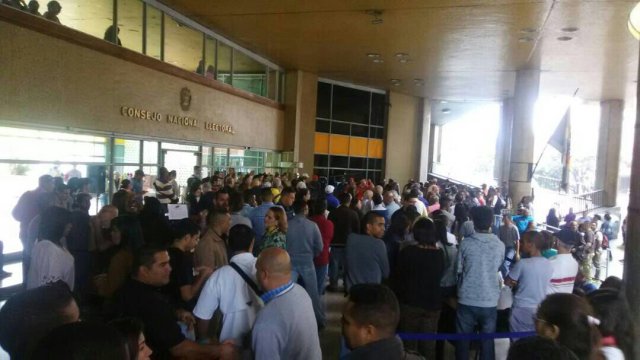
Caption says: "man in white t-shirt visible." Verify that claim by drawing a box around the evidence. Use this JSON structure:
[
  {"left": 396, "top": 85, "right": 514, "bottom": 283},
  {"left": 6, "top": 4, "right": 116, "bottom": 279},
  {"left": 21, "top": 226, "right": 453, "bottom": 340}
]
[
  {"left": 505, "top": 231, "right": 553, "bottom": 333},
  {"left": 194, "top": 225, "right": 263, "bottom": 345},
  {"left": 547, "top": 229, "right": 580, "bottom": 294}
]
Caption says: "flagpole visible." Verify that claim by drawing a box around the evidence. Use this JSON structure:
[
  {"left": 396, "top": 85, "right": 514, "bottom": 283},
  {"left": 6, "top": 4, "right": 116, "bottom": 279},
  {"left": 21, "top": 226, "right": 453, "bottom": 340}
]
[{"left": 529, "top": 142, "right": 549, "bottom": 182}]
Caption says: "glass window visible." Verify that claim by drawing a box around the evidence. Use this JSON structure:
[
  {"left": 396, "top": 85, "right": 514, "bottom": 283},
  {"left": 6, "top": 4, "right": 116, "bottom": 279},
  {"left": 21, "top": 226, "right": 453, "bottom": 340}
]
[
  {"left": 330, "top": 155, "right": 348, "bottom": 169},
  {"left": 58, "top": 1, "right": 112, "bottom": 42},
  {"left": 316, "top": 82, "right": 331, "bottom": 118},
  {"left": 118, "top": 0, "right": 143, "bottom": 53},
  {"left": 349, "top": 157, "right": 365, "bottom": 169},
  {"left": 144, "top": 4, "right": 162, "bottom": 60},
  {"left": 368, "top": 158, "right": 383, "bottom": 170},
  {"left": 314, "top": 168, "right": 328, "bottom": 178},
  {"left": 161, "top": 142, "right": 199, "bottom": 151},
  {"left": 278, "top": 72, "right": 286, "bottom": 103},
  {"left": 351, "top": 124, "right": 368, "bottom": 137},
  {"left": 213, "top": 148, "right": 228, "bottom": 171},
  {"left": 233, "top": 50, "right": 267, "bottom": 97},
  {"left": 316, "top": 119, "right": 330, "bottom": 133},
  {"left": 164, "top": 16, "right": 203, "bottom": 73},
  {"left": 113, "top": 139, "right": 140, "bottom": 163},
  {"left": 267, "top": 68, "right": 278, "bottom": 101},
  {"left": 314, "top": 154, "right": 329, "bottom": 167},
  {"left": 370, "top": 127, "right": 384, "bottom": 139},
  {"left": 371, "top": 93, "right": 386, "bottom": 126},
  {"left": 332, "top": 85, "right": 370, "bottom": 124},
  {"left": 143, "top": 141, "right": 158, "bottom": 164},
  {"left": 204, "top": 36, "right": 217, "bottom": 79},
  {"left": 329, "top": 168, "right": 347, "bottom": 178},
  {"left": 331, "top": 122, "right": 350, "bottom": 135},
  {"left": 217, "top": 42, "right": 232, "bottom": 85}
]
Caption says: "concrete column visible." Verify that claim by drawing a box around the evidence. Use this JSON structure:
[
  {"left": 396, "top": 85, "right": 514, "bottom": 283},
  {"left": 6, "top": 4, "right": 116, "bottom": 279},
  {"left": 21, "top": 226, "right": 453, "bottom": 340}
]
[
  {"left": 596, "top": 100, "right": 624, "bottom": 207},
  {"left": 284, "top": 70, "right": 317, "bottom": 175},
  {"left": 428, "top": 124, "right": 437, "bottom": 173},
  {"left": 385, "top": 91, "right": 422, "bottom": 183},
  {"left": 495, "top": 98, "right": 514, "bottom": 185},
  {"left": 625, "top": 48, "right": 640, "bottom": 342},
  {"left": 509, "top": 70, "right": 540, "bottom": 205},
  {"left": 418, "top": 99, "right": 432, "bottom": 182}
]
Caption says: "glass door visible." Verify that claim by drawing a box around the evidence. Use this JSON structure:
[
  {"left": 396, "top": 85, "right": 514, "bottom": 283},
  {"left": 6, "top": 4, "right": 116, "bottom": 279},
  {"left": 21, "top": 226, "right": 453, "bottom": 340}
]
[{"left": 161, "top": 149, "right": 199, "bottom": 202}]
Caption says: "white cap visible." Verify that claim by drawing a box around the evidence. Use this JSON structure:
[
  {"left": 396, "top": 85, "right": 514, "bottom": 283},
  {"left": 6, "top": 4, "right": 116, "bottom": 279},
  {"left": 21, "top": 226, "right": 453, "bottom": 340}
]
[
  {"left": 296, "top": 181, "right": 307, "bottom": 190},
  {"left": 325, "top": 185, "right": 335, "bottom": 194},
  {"left": 262, "top": 182, "right": 272, "bottom": 188}
]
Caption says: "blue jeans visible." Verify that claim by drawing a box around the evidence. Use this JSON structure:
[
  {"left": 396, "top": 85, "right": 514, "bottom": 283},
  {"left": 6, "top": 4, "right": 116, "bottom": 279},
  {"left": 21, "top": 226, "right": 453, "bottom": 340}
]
[
  {"left": 455, "top": 304, "right": 497, "bottom": 360},
  {"left": 328, "top": 247, "right": 346, "bottom": 288},
  {"left": 291, "top": 259, "right": 325, "bottom": 327},
  {"left": 315, "top": 264, "right": 328, "bottom": 295}
]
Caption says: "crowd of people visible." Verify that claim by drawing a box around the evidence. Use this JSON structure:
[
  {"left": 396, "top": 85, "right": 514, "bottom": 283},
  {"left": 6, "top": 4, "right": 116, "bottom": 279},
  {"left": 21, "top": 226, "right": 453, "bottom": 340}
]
[{"left": 0, "top": 168, "right": 634, "bottom": 360}]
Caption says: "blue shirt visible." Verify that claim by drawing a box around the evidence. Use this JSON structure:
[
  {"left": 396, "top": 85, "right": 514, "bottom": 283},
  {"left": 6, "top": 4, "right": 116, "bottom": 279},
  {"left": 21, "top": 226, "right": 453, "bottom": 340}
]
[{"left": 326, "top": 193, "right": 340, "bottom": 210}]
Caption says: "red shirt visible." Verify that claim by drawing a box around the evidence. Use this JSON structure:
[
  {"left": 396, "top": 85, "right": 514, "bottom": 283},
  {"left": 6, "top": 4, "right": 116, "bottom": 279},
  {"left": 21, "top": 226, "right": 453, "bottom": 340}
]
[{"left": 310, "top": 214, "right": 334, "bottom": 266}]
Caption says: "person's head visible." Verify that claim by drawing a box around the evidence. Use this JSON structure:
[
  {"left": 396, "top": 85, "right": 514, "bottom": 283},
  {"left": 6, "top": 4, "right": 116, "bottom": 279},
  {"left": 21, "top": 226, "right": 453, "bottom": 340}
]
[
  {"left": 132, "top": 246, "right": 171, "bottom": 287},
  {"left": 28, "top": 0, "right": 40, "bottom": 13},
  {"left": 259, "top": 187, "right": 274, "bottom": 203},
  {"left": 413, "top": 218, "right": 437, "bottom": 246},
  {"left": 440, "top": 196, "right": 451, "bottom": 211},
  {"left": 215, "top": 189, "right": 230, "bottom": 211},
  {"left": 264, "top": 206, "right": 287, "bottom": 233},
  {"left": 229, "top": 191, "right": 244, "bottom": 213},
  {"left": 33, "top": 322, "right": 129, "bottom": 360},
  {"left": 193, "top": 165, "right": 202, "bottom": 177},
  {"left": 587, "top": 289, "right": 635, "bottom": 359},
  {"left": 141, "top": 196, "right": 163, "bottom": 217},
  {"left": 600, "top": 276, "right": 622, "bottom": 291},
  {"left": 507, "top": 336, "right": 578, "bottom": 360},
  {"left": 362, "top": 211, "right": 385, "bottom": 238},
  {"left": 604, "top": 213, "right": 612, "bottom": 222},
  {"left": 280, "top": 187, "right": 296, "bottom": 207},
  {"left": 207, "top": 209, "right": 231, "bottom": 234},
  {"left": 134, "top": 169, "right": 144, "bottom": 180},
  {"left": 168, "top": 170, "right": 177, "bottom": 181},
  {"left": 110, "top": 215, "right": 143, "bottom": 250},
  {"left": 158, "top": 166, "right": 169, "bottom": 181},
  {"left": 73, "top": 192, "right": 92, "bottom": 212},
  {"left": 255, "top": 247, "right": 291, "bottom": 291},
  {"left": 342, "top": 284, "right": 400, "bottom": 350},
  {"left": 171, "top": 219, "right": 201, "bottom": 251},
  {"left": 548, "top": 208, "right": 557, "bottom": 217},
  {"left": 228, "top": 224, "right": 255, "bottom": 254},
  {"left": 112, "top": 189, "right": 135, "bottom": 214},
  {"left": 295, "top": 188, "right": 311, "bottom": 202},
  {"left": 108, "top": 318, "right": 153, "bottom": 360},
  {"left": 569, "top": 220, "right": 579, "bottom": 232},
  {"left": 309, "top": 199, "right": 327, "bottom": 217},
  {"left": 292, "top": 199, "right": 308, "bottom": 216},
  {"left": 120, "top": 179, "right": 132, "bottom": 191},
  {"left": 38, "top": 174, "right": 55, "bottom": 192},
  {"left": 470, "top": 206, "right": 494, "bottom": 231},
  {"left": 372, "top": 193, "right": 383, "bottom": 207},
  {"left": 0, "top": 281, "right": 79, "bottom": 359},
  {"left": 339, "top": 192, "right": 352, "bottom": 206},
  {"left": 383, "top": 191, "right": 395, "bottom": 206},
  {"left": 535, "top": 293, "right": 599, "bottom": 360},
  {"left": 521, "top": 230, "right": 544, "bottom": 257},
  {"left": 46, "top": 0, "right": 61, "bottom": 15},
  {"left": 55, "top": 183, "right": 70, "bottom": 202},
  {"left": 38, "top": 206, "right": 72, "bottom": 244}
]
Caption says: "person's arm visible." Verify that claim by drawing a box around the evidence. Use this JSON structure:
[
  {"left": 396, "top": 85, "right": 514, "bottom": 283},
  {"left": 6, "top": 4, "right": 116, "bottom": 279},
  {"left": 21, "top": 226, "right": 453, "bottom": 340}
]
[
  {"left": 179, "top": 266, "right": 213, "bottom": 302},
  {"left": 170, "top": 339, "right": 236, "bottom": 359},
  {"left": 379, "top": 242, "right": 390, "bottom": 279},
  {"left": 504, "top": 260, "right": 521, "bottom": 287}
]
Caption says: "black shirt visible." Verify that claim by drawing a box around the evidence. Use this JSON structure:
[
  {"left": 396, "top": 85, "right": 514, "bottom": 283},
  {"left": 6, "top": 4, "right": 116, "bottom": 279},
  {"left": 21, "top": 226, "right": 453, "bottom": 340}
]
[
  {"left": 163, "top": 247, "right": 196, "bottom": 311},
  {"left": 116, "top": 279, "right": 184, "bottom": 359},
  {"left": 394, "top": 245, "right": 445, "bottom": 311},
  {"left": 328, "top": 205, "right": 360, "bottom": 246}
]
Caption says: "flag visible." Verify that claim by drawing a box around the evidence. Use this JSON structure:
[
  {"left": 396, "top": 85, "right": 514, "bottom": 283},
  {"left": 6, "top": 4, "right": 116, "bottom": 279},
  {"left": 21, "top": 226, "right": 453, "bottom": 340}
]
[{"left": 548, "top": 108, "right": 571, "bottom": 192}]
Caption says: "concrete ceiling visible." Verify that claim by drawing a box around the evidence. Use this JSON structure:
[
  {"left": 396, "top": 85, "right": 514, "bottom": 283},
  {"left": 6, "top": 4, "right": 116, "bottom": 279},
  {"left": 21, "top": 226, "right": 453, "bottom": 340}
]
[{"left": 157, "top": 0, "right": 639, "bottom": 105}]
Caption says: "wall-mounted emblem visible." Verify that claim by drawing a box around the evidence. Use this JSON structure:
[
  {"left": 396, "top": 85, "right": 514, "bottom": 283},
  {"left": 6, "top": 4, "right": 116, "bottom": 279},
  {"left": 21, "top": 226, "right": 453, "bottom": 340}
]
[{"left": 180, "top": 87, "right": 192, "bottom": 111}]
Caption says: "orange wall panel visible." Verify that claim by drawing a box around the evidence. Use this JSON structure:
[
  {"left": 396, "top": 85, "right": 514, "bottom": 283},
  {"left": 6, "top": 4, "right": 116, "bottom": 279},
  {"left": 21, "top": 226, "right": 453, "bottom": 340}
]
[
  {"left": 314, "top": 132, "right": 329, "bottom": 154},
  {"left": 329, "top": 134, "right": 349, "bottom": 155},
  {"left": 349, "top": 137, "right": 368, "bottom": 157},
  {"left": 368, "top": 139, "right": 384, "bottom": 159}
]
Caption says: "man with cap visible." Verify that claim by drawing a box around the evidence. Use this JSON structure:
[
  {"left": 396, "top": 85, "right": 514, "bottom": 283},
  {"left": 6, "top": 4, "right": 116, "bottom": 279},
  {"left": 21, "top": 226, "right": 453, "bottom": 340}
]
[
  {"left": 546, "top": 228, "right": 581, "bottom": 294},
  {"left": 325, "top": 185, "right": 339, "bottom": 211}
]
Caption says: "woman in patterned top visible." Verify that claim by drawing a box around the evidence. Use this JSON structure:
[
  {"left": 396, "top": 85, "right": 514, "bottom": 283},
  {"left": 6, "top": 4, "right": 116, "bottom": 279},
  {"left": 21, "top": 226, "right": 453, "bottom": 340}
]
[{"left": 261, "top": 206, "right": 288, "bottom": 252}]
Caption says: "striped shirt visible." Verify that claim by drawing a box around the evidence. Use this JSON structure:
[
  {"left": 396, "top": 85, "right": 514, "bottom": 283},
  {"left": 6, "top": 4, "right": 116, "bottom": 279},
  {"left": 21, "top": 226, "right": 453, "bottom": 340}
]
[
  {"left": 153, "top": 179, "right": 175, "bottom": 204},
  {"left": 547, "top": 253, "right": 579, "bottom": 294}
]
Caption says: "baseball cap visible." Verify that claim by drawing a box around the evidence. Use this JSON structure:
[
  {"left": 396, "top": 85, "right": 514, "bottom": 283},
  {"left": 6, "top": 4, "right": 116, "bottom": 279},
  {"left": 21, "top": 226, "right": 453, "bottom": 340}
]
[
  {"left": 554, "top": 228, "right": 581, "bottom": 246},
  {"left": 325, "top": 185, "right": 335, "bottom": 194}
]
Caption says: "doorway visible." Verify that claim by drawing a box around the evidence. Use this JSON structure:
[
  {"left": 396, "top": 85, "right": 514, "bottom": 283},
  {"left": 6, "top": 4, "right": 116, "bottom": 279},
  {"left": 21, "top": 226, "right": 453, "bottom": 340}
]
[{"left": 162, "top": 149, "right": 199, "bottom": 201}]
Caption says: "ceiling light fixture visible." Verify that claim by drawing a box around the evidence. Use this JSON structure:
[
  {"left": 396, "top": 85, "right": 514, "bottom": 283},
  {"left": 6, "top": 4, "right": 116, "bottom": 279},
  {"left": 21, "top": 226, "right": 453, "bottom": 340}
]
[
  {"left": 395, "top": 53, "right": 409, "bottom": 58},
  {"left": 519, "top": 27, "right": 538, "bottom": 33},
  {"left": 561, "top": 26, "right": 579, "bottom": 32},
  {"left": 518, "top": 37, "right": 534, "bottom": 43},
  {"left": 372, "top": 59, "right": 384, "bottom": 63},
  {"left": 366, "top": 9, "right": 384, "bottom": 25},
  {"left": 557, "top": 36, "right": 573, "bottom": 41},
  {"left": 442, "top": 108, "right": 451, "bottom": 114},
  {"left": 399, "top": 59, "right": 408, "bottom": 63},
  {"left": 390, "top": 79, "right": 401, "bottom": 86},
  {"left": 367, "top": 53, "right": 380, "bottom": 58}
]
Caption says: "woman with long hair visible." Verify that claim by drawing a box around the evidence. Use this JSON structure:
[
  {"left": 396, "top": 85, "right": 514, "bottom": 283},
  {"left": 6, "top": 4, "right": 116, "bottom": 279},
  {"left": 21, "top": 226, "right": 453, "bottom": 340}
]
[
  {"left": 261, "top": 206, "right": 288, "bottom": 252},
  {"left": 587, "top": 289, "right": 635, "bottom": 360},
  {"left": 109, "top": 318, "right": 153, "bottom": 360}
]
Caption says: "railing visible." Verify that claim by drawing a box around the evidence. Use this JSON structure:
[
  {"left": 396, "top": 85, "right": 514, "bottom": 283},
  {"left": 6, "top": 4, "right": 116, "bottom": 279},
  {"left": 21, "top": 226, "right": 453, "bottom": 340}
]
[
  {"left": 427, "top": 173, "right": 482, "bottom": 191},
  {"left": 558, "top": 189, "right": 605, "bottom": 216}
]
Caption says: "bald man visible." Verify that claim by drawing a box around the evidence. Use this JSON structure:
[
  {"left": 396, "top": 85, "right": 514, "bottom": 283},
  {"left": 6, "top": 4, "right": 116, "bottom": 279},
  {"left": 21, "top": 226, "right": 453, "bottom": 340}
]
[{"left": 252, "top": 248, "right": 322, "bottom": 360}]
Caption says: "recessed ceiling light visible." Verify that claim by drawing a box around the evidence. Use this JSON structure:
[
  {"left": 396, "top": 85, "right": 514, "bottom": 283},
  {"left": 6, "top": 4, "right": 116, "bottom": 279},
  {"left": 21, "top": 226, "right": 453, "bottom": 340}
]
[
  {"left": 518, "top": 37, "right": 534, "bottom": 43},
  {"left": 372, "top": 59, "right": 384, "bottom": 63},
  {"left": 390, "top": 79, "right": 401, "bottom": 83},
  {"left": 561, "top": 27, "right": 579, "bottom": 32},
  {"left": 367, "top": 53, "right": 380, "bottom": 58},
  {"left": 557, "top": 36, "right": 573, "bottom": 41},
  {"left": 399, "top": 59, "right": 408, "bottom": 63},
  {"left": 395, "top": 53, "right": 409, "bottom": 58},
  {"left": 442, "top": 108, "right": 451, "bottom": 114},
  {"left": 520, "top": 27, "right": 537, "bottom": 33},
  {"left": 440, "top": 100, "right": 448, "bottom": 104}
]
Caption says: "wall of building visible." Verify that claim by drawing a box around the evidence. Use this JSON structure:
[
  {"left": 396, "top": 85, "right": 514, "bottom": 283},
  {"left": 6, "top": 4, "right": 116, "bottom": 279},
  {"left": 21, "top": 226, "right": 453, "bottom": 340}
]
[
  {"left": 0, "top": 20, "right": 285, "bottom": 150},
  {"left": 385, "top": 91, "right": 423, "bottom": 183}
]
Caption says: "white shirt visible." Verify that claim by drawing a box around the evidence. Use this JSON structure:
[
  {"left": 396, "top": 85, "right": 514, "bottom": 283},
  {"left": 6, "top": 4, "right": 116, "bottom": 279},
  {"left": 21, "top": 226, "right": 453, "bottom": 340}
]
[
  {"left": 27, "top": 240, "right": 75, "bottom": 290},
  {"left": 193, "top": 253, "right": 263, "bottom": 344},
  {"left": 546, "top": 253, "right": 579, "bottom": 294}
]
